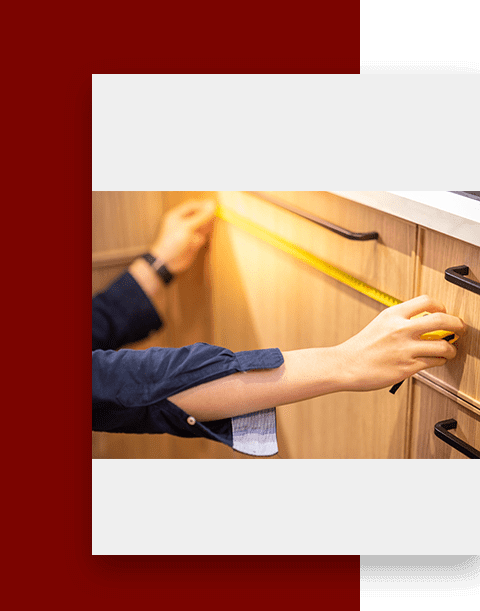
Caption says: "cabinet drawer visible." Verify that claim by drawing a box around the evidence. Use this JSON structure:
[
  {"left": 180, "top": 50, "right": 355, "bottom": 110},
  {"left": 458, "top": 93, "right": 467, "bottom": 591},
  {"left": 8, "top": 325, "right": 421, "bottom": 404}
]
[
  {"left": 416, "top": 228, "right": 480, "bottom": 404},
  {"left": 217, "top": 191, "right": 416, "bottom": 303},
  {"left": 410, "top": 378, "right": 480, "bottom": 458}
]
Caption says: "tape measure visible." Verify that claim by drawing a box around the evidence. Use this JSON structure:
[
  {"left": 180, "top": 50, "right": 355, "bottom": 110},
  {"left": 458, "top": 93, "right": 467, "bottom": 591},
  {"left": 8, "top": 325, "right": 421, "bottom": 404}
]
[
  {"left": 215, "top": 202, "right": 459, "bottom": 397},
  {"left": 215, "top": 203, "right": 459, "bottom": 345},
  {"left": 215, "top": 204, "right": 400, "bottom": 307},
  {"left": 410, "top": 311, "right": 458, "bottom": 343}
]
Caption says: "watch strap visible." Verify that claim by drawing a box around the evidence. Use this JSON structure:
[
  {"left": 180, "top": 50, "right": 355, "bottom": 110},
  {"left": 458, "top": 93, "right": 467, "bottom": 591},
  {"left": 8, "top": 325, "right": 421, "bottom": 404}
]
[
  {"left": 141, "top": 253, "right": 174, "bottom": 285},
  {"left": 141, "top": 253, "right": 156, "bottom": 266}
]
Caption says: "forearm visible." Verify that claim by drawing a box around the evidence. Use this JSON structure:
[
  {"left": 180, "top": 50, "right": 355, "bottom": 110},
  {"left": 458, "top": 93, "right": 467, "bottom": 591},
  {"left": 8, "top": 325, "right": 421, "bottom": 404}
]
[
  {"left": 168, "top": 346, "right": 345, "bottom": 421},
  {"left": 128, "top": 257, "right": 168, "bottom": 315},
  {"left": 167, "top": 295, "right": 466, "bottom": 422}
]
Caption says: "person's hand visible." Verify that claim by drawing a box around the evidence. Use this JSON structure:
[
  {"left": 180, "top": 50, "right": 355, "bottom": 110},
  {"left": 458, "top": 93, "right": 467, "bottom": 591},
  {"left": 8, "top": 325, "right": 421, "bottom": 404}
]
[
  {"left": 334, "top": 295, "right": 466, "bottom": 392},
  {"left": 150, "top": 201, "right": 216, "bottom": 274}
]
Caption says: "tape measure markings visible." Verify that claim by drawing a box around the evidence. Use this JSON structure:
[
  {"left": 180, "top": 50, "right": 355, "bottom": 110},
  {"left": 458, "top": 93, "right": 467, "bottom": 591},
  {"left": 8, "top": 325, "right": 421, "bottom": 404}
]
[{"left": 215, "top": 204, "right": 401, "bottom": 308}]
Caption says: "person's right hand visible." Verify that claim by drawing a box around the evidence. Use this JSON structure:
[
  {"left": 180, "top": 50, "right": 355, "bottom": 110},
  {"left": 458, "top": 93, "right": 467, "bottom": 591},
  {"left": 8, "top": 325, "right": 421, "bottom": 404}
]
[{"left": 335, "top": 295, "right": 466, "bottom": 392}]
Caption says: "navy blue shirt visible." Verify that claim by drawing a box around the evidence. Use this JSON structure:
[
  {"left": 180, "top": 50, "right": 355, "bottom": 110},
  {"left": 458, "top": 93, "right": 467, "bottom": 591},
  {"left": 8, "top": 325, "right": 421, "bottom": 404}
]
[{"left": 92, "top": 272, "right": 284, "bottom": 456}]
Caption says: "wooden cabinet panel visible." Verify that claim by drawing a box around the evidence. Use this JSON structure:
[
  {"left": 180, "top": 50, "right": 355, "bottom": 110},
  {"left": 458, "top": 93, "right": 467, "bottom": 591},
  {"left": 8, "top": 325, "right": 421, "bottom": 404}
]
[
  {"left": 92, "top": 191, "right": 163, "bottom": 255},
  {"left": 416, "top": 228, "right": 480, "bottom": 405},
  {"left": 211, "top": 192, "right": 416, "bottom": 457},
  {"left": 252, "top": 191, "right": 417, "bottom": 302},
  {"left": 410, "top": 378, "right": 480, "bottom": 459}
]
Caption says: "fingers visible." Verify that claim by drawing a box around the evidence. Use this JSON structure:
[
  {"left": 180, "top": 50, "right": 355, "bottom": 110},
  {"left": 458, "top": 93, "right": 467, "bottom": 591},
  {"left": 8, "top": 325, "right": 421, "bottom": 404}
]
[
  {"left": 414, "top": 357, "right": 448, "bottom": 371},
  {"left": 413, "top": 347, "right": 456, "bottom": 374},
  {"left": 176, "top": 201, "right": 216, "bottom": 229},
  {"left": 393, "top": 295, "right": 446, "bottom": 318},
  {"left": 409, "top": 311, "right": 466, "bottom": 337},
  {"left": 412, "top": 339, "right": 458, "bottom": 360},
  {"left": 171, "top": 201, "right": 207, "bottom": 217}
]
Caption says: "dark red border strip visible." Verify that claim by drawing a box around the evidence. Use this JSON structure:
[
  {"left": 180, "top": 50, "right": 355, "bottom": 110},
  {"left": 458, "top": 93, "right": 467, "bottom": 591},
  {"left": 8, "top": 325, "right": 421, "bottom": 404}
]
[{"left": 7, "top": 3, "right": 360, "bottom": 608}]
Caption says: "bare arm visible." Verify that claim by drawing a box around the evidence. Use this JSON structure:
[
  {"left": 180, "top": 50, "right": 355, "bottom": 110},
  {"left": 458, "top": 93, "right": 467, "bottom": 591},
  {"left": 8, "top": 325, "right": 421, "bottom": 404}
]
[
  {"left": 168, "top": 346, "right": 343, "bottom": 421},
  {"left": 169, "top": 295, "right": 466, "bottom": 421}
]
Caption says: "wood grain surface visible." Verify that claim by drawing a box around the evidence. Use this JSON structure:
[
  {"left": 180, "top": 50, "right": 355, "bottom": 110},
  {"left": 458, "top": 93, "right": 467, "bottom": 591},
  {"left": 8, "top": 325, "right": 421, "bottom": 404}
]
[
  {"left": 416, "top": 227, "right": 480, "bottom": 403},
  {"left": 410, "top": 378, "right": 480, "bottom": 459}
]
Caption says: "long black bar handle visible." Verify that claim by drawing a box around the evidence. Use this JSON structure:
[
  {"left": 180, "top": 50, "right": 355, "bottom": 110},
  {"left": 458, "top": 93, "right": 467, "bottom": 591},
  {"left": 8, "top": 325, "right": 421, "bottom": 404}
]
[
  {"left": 445, "top": 265, "right": 480, "bottom": 295},
  {"left": 247, "top": 192, "right": 379, "bottom": 241},
  {"left": 434, "top": 418, "right": 480, "bottom": 459}
]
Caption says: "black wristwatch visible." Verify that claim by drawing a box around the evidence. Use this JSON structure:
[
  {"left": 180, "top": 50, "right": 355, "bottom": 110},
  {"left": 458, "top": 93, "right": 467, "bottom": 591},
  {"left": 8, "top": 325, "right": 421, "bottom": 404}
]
[{"left": 141, "top": 253, "right": 174, "bottom": 285}]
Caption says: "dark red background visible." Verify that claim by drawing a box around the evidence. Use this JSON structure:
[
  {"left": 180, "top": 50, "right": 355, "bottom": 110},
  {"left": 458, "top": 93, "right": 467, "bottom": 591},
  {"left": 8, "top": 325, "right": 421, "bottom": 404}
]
[{"left": 8, "top": 3, "right": 359, "bottom": 608}]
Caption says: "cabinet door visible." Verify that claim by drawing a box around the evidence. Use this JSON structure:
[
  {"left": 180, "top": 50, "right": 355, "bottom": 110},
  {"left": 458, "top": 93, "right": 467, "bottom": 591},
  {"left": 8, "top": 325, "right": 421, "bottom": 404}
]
[
  {"left": 416, "top": 227, "right": 480, "bottom": 406},
  {"left": 410, "top": 378, "right": 480, "bottom": 459},
  {"left": 211, "top": 191, "right": 417, "bottom": 458}
]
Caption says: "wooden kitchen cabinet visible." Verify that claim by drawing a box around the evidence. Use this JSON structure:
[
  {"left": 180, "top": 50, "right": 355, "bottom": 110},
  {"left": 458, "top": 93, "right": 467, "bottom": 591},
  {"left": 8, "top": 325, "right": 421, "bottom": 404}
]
[
  {"left": 243, "top": 191, "right": 417, "bottom": 302},
  {"left": 415, "top": 228, "right": 480, "bottom": 407},
  {"left": 410, "top": 377, "right": 480, "bottom": 459},
  {"left": 92, "top": 191, "right": 480, "bottom": 459},
  {"left": 211, "top": 191, "right": 417, "bottom": 458}
]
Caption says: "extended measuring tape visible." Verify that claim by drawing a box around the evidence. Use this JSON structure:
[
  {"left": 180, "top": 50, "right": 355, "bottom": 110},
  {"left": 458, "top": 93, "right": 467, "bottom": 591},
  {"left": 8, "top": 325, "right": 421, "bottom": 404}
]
[
  {"left": 215, "top": 202, "right": 458, "bottom": 393},
  {"left": 215, "top": 203, "right": 402, "bottom": 308}
]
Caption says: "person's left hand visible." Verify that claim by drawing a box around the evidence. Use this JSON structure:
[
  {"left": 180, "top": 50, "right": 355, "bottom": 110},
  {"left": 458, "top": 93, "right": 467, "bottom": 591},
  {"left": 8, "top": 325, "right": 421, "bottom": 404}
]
[{"left": 150, "top": 200, "right": 216, "bottom": 274}]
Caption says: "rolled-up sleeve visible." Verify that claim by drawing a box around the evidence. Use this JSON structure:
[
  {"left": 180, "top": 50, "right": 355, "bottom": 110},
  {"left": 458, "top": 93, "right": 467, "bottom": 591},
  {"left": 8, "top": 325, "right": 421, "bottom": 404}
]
[{"left": 93, "top": 342, "right": 284, "bottom": 456}]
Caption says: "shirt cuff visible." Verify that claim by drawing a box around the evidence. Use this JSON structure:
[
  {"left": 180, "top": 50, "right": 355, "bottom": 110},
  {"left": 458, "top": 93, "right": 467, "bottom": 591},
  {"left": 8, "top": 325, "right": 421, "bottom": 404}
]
[
  {"left": 234, "top": 348, "right": 284, "bottom": 372},
  {"left": 231, "top": 407, "right": 278, "bottom": 456},
  {"left": 230, "top": 347, "right": 283, "bottom": 456}
]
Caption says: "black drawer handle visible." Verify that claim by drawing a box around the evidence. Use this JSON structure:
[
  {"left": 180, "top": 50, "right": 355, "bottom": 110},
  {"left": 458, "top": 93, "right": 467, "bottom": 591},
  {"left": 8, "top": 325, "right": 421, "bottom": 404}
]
[
  {"left": 434, "top": 418, "right": 480, "bottom": 459},
  {"left": 247, "top": 192, "right": 379, "bottom": 241},
  {"left": 445, "top": 265, "right": 480, "bottom": 295}
]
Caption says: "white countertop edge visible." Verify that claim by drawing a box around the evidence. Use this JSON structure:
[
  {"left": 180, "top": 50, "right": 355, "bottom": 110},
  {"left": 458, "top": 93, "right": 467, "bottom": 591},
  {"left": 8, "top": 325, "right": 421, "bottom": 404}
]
[{"left": 329, "top": 191, "right": 480, "bottom": 248}]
